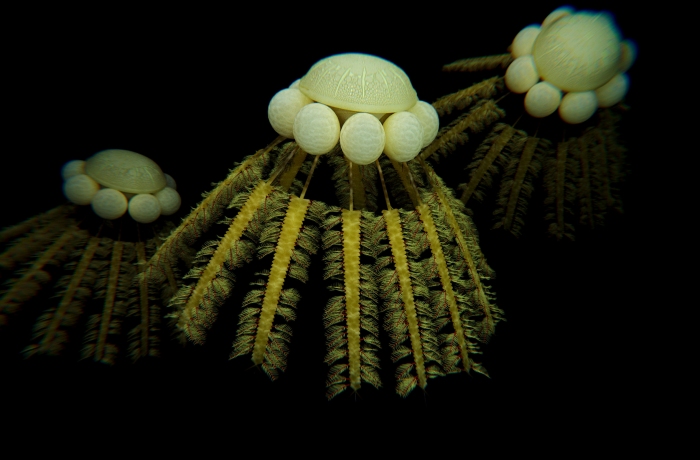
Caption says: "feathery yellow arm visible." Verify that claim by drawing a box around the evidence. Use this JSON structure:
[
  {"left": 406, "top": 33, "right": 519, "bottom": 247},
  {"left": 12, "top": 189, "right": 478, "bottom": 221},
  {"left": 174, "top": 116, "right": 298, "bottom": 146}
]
[
  {"left": 383, "top": 209, "right": 427, "bottom": 390},
  {"left": 1, "top": 229, "right": 79, "bottom": 324},
  {"left": 422, "top": 159, "right": 497, "bottom": 336},
  {"left": 341, "top": 209, "right": 362, "bottom": 390},
  {"left": 432, "top": 76, "right": 504, "bottom": 116},
  {"left": 95, "top": 240, "right": 123, "bottom": 361},
  {"left": 135, "top": 241, "right": 150, "bottom": 358},
  {"left": 421, "top": 100, "right": 504, "bottom": 162},
  {"left": 460, "top": 124, "right": 515, "bottom": 204},
  {"left": 179, "top": 181, "right": 272, "bottom": 332},
  {"left": 442, "top": 54, "right": 513, "bottom": 73},
  {"left": 39, "top": 236, "right": 100, "bottom": 353},
  {"left": 146, "top": 137, "right": 281, "bottom": 279},
  {"left": 576, "top": 137, "right": 595, "bottom": 228},
  {"left": 416, "top": 203, "right": 470, "bottom": 372},
  {"left": 252, "top": 195, "right": 310, "bottom": 365},
  {"left": 0, "top": 204, "right": 73, "bottom": 244},
  {"left": 501, "top": 136, "right": 540, "bottom": 232}
]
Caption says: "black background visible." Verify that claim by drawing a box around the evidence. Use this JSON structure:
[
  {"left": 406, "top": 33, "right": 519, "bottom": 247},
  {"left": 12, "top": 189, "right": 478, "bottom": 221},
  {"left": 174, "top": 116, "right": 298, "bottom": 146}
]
[{"left": 1, "top": 0, "right": 664, "bottom": 426}]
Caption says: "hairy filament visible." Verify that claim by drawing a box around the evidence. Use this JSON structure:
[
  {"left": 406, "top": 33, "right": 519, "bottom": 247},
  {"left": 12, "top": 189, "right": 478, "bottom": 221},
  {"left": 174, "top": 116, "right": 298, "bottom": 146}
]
[
  {"left": 416, "top": 203, "right": 470, "bottom": 372},
  {"left": 252, "top": 196, "right": 310, "bottom": 365},
  {"left": 40, "top": 236, "right": 100, "bottom": 352},
  {"left": 136, "top": 241, "right": 150, "bottom": 358},
  {"left": 179, "top": 181, "right": 272, "bottom": 332},
  {"left": 383, "top": 209, "right": 427, "bottom": 389},
  {"left": 501, "top": 136, "right": 539, "bottom": 231},
  {"left": 95, "top": 240, "right": 123, "bottom": 361},
  {"left": 461, "top": 124, "right": 515, "bottom": 204},
  {"left": 342, "top": 209, "right": 362, "bottom": 390}
]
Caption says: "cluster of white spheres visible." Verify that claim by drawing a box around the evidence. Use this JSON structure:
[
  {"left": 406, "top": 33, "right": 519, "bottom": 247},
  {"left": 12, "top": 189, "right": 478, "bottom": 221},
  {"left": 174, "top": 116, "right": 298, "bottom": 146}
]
[
  {"left": 505, "top": 7, "right": 637, "bottom": 124},
  {"left": 62, "top": 149, "right": 181, "bottom": 224},
  {"left": 268, "top": 53, "right": 440, "bottom": 165}
]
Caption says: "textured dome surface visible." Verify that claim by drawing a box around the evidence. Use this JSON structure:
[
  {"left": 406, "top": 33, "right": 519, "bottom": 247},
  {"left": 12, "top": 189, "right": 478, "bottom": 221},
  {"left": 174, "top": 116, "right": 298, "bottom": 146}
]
[
  {"left": 85, "top": 149, "right": 166, "bottom": 194},
  {"left": 533, "top": 12, "right": 621, "bottom": 92},
  {"left": 299, "top": 53, "right": 418, "bottom": 113}
]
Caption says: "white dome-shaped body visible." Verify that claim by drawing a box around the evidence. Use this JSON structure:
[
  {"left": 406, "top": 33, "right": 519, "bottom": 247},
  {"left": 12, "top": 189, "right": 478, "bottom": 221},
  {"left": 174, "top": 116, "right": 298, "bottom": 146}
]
[
  {"left": 299, "top": 53, "right": 418, "bottom": 113},
  {"left": 505, "top": 56, "right": 539, "bottom": 94},
  {"left": 596, "top": 73, "right": 629, "bottom": 108},
  {"left": 85, "top": 149, "right": 166, "bottom": 194},
  {"left": 155, "top": 186, "right": 181, "bottom": 216},
  {"left": 511, "top": 25, "right": 541, "bottom": 58},
  {"left": 63, "top": 174, "right": 100, "bottom": 205},
  {"left": 383, "top": 111, "right": 424, "bottom": 163},
  {"left": 533, "top": 12, "right": 622, "bottom": 92},
  {"left": 407, "top": 101, "right": 439, "bottom": 148},
  {"left": 524, "top": 82, "right": 562, "bottom": 118},
  {"left": 128, "top": 193, "right": 162, "bottom": 224},
  {"left": 293, "top": 103, "right": 340, "bottom": 155},
  {"left": 541, "top": 6, "right": 573, "bottom": 28},
  {"left": 91, "top": 188, "right": 128, "bottom": 220},
  {"left": 559, "top": 91, "right": 598, "bottom": 124},
  {"left": 340, "top": 113, "right": 385, "bottom": 165},
  {"left": 61, "top": 160, "right": 86, "bottom": 180},
  {"left": 268, "top": 88, "right": 313, "bottom": 138}
]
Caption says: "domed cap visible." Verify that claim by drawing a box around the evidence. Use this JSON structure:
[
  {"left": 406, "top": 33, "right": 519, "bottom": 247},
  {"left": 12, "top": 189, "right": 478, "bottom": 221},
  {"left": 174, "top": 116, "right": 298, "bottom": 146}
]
[
  {"left": 85, "top": 149, "right": 167, "bottom": 194},
  {"left": 299, "top": 53, "right": 418, "bottom": 113},
  {"left": 533, "top": 12, "right": 621, "bottom": 92}
]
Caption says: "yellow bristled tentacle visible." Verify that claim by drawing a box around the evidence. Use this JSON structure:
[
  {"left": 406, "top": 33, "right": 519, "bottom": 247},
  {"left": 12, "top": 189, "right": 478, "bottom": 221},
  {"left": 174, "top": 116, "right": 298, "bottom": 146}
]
[
  {"left": 416, "top": 203, "right": 470, "bottom": 372},
  {"left": 40, "top": 236, "right": 100, "bottom": 352},
  {"left": 179, "top": 181, "right": 272, "bottom": 332},
  {"left": 423, "top": 160, "right": 497, "bottom": 335},
  {"left": 383, "top": 209, "right": 427, "bottom": 389},
  {"left": 502, "top": 137, "right": 539, "bottom": 231},
  {"left": 136, "top": 241, "right": 150, "bottom": 358},
  {"left": 0, "top": 229, "right": 79, "bottom": 322},
  {"left": 145, "top": 139, "right": 279, "bottom": 283},
  {"left": 460, "top": 124, "right": 515, "bottom": 204},
  {"left": 252, "top": 195, "right": 310, "bottom": 365},
  {"left": 341, "top": 209, "right": 361, "bottom": 390},
  {"left": 96, "top": 240, "right": 123, "bottom": 361}
]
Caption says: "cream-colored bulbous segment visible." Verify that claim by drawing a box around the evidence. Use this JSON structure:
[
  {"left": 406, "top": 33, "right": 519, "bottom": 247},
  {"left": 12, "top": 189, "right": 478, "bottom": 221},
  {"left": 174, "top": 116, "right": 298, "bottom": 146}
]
[
  {"left": 293, "top": 103, "right": 340, "bottom": 155},
  {"left": 524, "top": 82, "right": 562, "bottom": 118},
  {"left": 619, "top": 40, "right": 637, "bottom": 73},
  {"left": 559, "top": 91, "right": 598, "bottom": 124},
  {"left": 268, "top": 88, "right": 313, "bottom": 138},
  {"left": 61, "top": 160, "right": 86, "bottom": 180},
  {"left": 63, "top": 174, "right": 100, "bottom": 205},
  {"left": 128, "top": 193, "right": 162, "bottom": 224},
  {"left": 340, "top": 113, "right": 385, "bottom": 165},
  {"left": 596, "top": 73, "right": 629, "bottom": 108},
  {"left": 92, "top": 188, "right": 128, "bottom": 220},
  {"left": 505, "top": 56, "right": 539, "bottom": 94},
  {"left": 541, "top": 6, "right": 573, "bottom": 27},
  {"left": 383, "top": 112, "right": 424, "bottom": 163},
  {"left": 533, "top": 12, "right": 622, "bottom": 92},
  {"left": 511, "top": 25, "right": 541, "bottom": 58},
  {"left": 164, "top": 173, "right": 177, "bottom": 190},
  {"left": 407, "top": 101, "right": 439, "bottom": 148},
  {"left": 155, "top": 186, "right": 181, "bottom": 216},
  {"left": 289, "top": 79, "right": 301, "bottom": 89}
]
